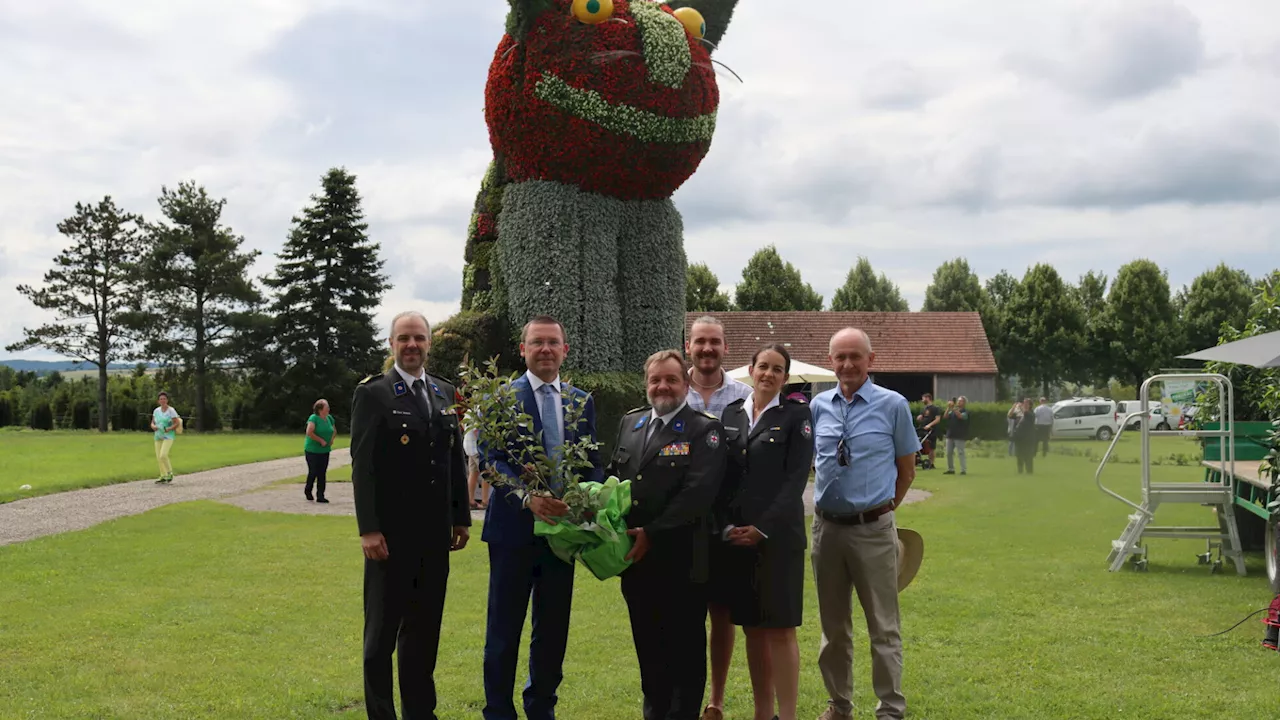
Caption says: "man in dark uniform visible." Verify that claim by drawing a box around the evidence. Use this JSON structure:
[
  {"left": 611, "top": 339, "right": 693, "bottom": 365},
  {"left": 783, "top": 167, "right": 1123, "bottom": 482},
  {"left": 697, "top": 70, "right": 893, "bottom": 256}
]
[
  {"left": 351, "top": 310, "right": 472, "bottom": 720},
  {"left": 609, "top": 349, "right": 727, "bottom": 720}
]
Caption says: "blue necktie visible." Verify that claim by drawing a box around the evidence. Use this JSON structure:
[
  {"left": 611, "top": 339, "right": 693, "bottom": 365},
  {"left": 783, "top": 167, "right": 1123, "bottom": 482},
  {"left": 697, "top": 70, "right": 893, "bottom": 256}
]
[{"left": 539, "top": 384, "right": 563, "bottom": 491}]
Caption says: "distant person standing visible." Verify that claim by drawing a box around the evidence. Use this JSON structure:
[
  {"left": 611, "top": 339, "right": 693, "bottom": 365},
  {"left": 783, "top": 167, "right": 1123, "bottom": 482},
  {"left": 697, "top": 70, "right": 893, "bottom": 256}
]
[
  {"left": 1013, "top": 399, "right": 1038, "bottom": 474},
  {"left": 151, "top": 391, "right": 181, "bottom": 484},
  {"left": 914, "top": 393, "right": 941, "bottom": 470},
  {"left": 1033, "top": 397, "right": 1053, "bottom": 456},
  {"left": 943, "top": 397, "right": 969, "bottom": 476},
  {"left": 304, "top": 399, "right": 336, "bottom": 503}
]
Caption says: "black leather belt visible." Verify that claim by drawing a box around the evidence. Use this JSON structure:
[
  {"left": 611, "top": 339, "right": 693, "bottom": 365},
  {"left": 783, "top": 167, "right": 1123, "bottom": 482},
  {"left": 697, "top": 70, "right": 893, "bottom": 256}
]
[{"left": 816, "top": 504, "right": 893, "bottom": 525}]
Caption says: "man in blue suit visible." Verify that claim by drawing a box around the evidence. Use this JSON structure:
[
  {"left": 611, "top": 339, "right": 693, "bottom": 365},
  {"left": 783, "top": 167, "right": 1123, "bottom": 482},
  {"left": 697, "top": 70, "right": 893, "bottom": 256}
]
[{"left": 481, "top": 315, "right": 604, "bottom": 720}]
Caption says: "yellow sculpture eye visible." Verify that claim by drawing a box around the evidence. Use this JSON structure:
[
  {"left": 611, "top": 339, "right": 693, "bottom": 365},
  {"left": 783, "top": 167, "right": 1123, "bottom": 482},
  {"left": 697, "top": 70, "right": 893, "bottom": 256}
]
[
  {"left": 672, "top": 7, "right": 706, "bottom": 39},
  {"left": 572, "top": 0, "right": 614, "bottom": 24}
]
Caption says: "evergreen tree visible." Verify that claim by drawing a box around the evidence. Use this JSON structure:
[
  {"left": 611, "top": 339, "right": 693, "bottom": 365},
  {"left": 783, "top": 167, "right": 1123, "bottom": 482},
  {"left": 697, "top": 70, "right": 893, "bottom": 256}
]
[
  {"left": 124, "top": 181, "right": 262, "bottom": 431},
  {"left": 922, "top": 258, "right": 988, "bottom": 313},
  {"left": 733, "top": 245, "right": 823, "bottom": 311},
  {"left": 686, "top": 262, "right": 733, "bottom": 312},
  {"left": 6, "top": 197, "right": 146, "bottom": 432},
  {"left": 830, "top": 256, "right": 909, "bottom": 312},
  {"left": 259, "top": 168, "right": 389, "bottom": 429}
]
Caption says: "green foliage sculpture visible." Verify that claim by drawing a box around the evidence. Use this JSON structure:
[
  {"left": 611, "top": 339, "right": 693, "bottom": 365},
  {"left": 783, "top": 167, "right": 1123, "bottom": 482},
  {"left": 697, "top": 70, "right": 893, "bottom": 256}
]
[{"left": 442, "top": 0, "right": 741, "bottom": 374}]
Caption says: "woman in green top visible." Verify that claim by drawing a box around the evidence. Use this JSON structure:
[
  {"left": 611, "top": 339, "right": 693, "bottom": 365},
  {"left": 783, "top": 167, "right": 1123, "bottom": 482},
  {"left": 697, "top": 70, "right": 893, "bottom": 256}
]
[{"left": 304, "top": 399, "right": 336, "bottom": 503}]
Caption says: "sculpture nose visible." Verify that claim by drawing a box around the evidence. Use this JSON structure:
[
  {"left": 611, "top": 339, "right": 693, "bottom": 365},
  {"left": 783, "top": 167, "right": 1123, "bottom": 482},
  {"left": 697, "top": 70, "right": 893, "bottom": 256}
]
[{"left": 632, "top": 2, "right": 692, "bottom": 89}]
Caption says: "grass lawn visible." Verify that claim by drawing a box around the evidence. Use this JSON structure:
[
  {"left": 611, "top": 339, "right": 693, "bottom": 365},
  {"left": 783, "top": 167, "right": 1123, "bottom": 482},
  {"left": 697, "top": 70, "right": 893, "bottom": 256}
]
[
  {"left": 0, "top": 429, "right": 349, "bottom": 504},
  {"left": 1, "top": 447, "right": 1277, "bottom": 719}
]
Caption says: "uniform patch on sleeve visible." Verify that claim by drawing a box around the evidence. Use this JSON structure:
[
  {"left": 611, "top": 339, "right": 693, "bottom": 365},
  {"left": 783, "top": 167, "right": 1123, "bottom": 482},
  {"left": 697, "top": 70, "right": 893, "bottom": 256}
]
[
  {"left": 706, "top": 430, "right": 721, "bottom": 449},
  {"left": 802, "top": 420, "right": 812, "bottom": 439}
]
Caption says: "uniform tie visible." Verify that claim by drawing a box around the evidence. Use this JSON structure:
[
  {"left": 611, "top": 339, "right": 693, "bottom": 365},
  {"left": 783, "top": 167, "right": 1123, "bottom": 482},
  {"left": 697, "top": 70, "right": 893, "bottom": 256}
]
[{"left": 411, "top": 378, "right": 433, "bottom": 418}]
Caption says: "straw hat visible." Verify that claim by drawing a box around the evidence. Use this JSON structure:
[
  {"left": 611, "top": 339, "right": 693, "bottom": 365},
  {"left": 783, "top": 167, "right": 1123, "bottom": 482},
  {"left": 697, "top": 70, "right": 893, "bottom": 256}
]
[{"left": 896, "top": 528, "right": 924, "bottom": 591}]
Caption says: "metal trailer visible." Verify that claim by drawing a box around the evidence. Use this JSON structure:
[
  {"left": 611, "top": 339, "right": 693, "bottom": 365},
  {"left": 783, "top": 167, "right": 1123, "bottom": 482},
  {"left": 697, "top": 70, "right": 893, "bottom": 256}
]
[
  {"left": 1096, "top": 373, "right": 1251, "bottom": 577},
  {"left": 1201, "top": 426, "right": 1280, "bottom": 592}
]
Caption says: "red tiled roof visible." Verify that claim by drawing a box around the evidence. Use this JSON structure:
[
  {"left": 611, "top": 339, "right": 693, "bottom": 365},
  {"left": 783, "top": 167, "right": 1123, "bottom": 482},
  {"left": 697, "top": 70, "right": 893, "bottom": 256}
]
[{"left": 684, "top": 311, "right": 998, "bottom": 375}]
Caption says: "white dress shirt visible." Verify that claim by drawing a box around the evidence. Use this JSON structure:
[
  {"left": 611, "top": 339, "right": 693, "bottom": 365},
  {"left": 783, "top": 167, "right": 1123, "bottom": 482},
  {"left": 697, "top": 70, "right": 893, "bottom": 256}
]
[
  {"left": 742, "top": 392, "right": 781, "bottom": 433},
  {"left": 647, "top": 400, "right": 688, "bottom": 443},
  {"left": 395, "top": 363, "right": 431, "bottom": 413},
  {"left": 526, "top": 370, "right": 564, "bottom": 435}
]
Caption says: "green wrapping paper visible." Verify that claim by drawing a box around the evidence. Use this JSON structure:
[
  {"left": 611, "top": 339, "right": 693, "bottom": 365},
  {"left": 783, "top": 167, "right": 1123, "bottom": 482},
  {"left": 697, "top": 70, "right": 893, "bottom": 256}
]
[{"left": 533, "top": 477, "right": 635, "bottom": 580}]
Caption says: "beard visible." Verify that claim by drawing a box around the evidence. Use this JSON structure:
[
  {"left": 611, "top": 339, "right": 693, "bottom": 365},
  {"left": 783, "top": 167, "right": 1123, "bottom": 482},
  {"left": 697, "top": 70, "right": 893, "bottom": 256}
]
[{"left": 649, "top": 391, "right": 683, "bottom": 416}]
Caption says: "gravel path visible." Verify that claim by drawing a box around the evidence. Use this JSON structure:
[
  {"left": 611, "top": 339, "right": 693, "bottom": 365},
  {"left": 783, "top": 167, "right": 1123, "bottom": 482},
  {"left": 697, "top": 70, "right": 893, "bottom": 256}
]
[
  {"left": 0, "top": 449, "right": 351, "bottom": 546},
  {"left": 1, "top": 449, "right": 930, "bottom": 546}
]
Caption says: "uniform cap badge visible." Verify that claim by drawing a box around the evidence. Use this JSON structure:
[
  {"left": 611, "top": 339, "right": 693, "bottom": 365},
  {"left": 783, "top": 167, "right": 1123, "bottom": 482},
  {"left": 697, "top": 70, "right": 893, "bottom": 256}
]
[{"left": 400, "top": 434, "right": 410, "bottom": 445}]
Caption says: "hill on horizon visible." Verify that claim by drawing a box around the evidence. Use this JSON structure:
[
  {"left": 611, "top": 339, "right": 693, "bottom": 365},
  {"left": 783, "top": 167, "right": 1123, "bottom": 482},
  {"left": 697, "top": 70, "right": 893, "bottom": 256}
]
[{"left": 0, "top": 359, "right": 156, "bottom": 375}]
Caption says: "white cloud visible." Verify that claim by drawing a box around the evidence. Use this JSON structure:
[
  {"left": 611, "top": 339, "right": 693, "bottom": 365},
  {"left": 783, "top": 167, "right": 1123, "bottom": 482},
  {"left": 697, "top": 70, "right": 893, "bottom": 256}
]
[{"left": 3, "top": 0, "right": 1279, "bottom": 360}]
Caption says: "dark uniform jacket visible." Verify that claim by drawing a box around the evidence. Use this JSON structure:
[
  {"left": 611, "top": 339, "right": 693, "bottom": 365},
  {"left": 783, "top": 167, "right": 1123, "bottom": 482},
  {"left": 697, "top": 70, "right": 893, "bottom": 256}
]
[
  {"left": 717, "top": 395, "right": 814, "bottom": 550},
  {"left": 350, "top": 370, "right": 472, "bottom": 544},
  {"left": 608, "top": 403, "right": 727, "bottom": 580}
]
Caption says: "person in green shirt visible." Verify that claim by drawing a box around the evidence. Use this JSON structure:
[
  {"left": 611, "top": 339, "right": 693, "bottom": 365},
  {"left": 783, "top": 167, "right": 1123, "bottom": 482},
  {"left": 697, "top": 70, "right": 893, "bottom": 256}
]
[{"left": 304, "top": 399, "right": 337, "bottom": 502}]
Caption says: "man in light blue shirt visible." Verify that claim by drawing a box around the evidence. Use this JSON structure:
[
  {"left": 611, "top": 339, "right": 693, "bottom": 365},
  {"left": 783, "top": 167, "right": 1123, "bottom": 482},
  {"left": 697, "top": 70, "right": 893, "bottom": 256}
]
[{"left": 810, "top": 328, "right": 919, "bottom": 720}]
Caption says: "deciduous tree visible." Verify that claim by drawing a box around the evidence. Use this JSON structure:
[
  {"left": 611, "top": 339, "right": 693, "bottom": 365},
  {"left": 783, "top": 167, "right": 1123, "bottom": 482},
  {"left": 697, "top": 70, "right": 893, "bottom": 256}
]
[{"left": 733, "top": 245, "right": 823, "bottom": 311}]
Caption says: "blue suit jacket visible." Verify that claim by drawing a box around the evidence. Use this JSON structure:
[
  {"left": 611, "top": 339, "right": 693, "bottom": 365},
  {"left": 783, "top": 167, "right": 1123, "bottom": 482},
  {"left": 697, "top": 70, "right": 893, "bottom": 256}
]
[{"left": 481, "top": 374, "right": 605, "bottom": 546}]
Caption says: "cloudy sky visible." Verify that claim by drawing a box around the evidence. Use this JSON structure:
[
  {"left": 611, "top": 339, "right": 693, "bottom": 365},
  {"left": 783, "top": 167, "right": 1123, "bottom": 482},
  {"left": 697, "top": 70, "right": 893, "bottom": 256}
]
[{"left": 2, "top": 0, "right": 1278, "bottom": 360}]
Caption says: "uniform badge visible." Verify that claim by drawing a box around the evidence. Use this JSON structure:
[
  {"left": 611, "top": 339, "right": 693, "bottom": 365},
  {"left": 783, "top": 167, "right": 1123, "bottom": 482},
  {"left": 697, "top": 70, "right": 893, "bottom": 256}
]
[
  {"left": 707, "top": 430, "right": 720, "bottom": 449},
  {"left": 393, "top": 381, "right": 408, "bottom": 397},
  {"left": 634, "top": 416, "right": 648, "bottom": 431},
  {"left": 400, "top": 434, "right": 410, "bottom": 445},
  {"left": 430, "top": 382, "right": 440, "bottom": 395},
  {"left": 672, "top": 419, "right": 684, "bottom": 433},
  {"left": 802, "top": 420, "right": 812, "bottom": 439},
  {"left": 659, "top": 442, "right": 691, "bottom": 456}
]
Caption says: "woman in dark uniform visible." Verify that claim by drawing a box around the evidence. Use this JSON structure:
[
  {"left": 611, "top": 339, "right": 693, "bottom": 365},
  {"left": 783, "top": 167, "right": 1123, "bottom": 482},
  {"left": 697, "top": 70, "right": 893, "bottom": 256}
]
[{"left": 716, "top": 343, "right": 814, "bottom": 720}]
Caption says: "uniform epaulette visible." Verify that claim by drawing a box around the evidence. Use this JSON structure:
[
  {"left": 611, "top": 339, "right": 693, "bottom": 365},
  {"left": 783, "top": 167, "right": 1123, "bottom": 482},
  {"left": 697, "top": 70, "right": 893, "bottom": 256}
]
[
  {"left": 359, "top": 373, "right": 382, "bottom": 385},
  {"left": 700, "top": 410, "right": 718, "bottom": 419},
  {"left": 624, "top": 406, "right": 650, "bottom": 415}
]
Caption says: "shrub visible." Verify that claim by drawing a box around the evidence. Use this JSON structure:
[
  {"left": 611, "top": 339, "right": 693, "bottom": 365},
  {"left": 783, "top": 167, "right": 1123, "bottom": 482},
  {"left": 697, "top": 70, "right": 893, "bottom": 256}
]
[
  {"left": 29, "top": 402, "right": 53, "bottom": 431},
  {"left": 72, "top": 400, "right": 92, "bottom": 430},
  {"left": 428, "top": 310, "right": 517, "bottom": 384},
  {"left": 562, "top": 371, "right": 647, "bottom": 464},
  {"left": 114, "top": 401, "right": 137, "bottom": 431}
]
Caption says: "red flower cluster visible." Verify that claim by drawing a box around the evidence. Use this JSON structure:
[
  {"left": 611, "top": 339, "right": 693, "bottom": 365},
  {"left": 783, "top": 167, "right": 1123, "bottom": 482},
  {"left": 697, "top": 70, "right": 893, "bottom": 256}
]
[
  {"left": 486, "top": 0, "right": 720, "bottom": 200},
  {"left": 475, "top": 212, "right": 496, "bottom": 242}
]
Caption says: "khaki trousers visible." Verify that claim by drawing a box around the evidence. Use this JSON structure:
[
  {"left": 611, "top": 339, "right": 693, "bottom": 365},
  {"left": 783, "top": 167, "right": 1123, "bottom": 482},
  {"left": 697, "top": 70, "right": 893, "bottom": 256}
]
[
  {"left": 155, "top": 439, "right": 173, "bottom": 477},
  {"left": 811, "top": 511, "right": 905, "bottom": 719}
]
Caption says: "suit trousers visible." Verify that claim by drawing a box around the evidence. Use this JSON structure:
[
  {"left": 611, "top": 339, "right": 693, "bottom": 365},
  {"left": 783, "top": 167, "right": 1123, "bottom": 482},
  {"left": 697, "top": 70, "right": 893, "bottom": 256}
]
[
  {"left": 811, "top": 511, "right": 905, "bottom": 720},
  {"left": 483, "top": 538, "right": 575, "bottom": 720},
  {"left": 363, "top": 539, "right": 449, "bottom": 720},
  {"left": 621, "top": 552, "right": 709, "bottom": 720}
]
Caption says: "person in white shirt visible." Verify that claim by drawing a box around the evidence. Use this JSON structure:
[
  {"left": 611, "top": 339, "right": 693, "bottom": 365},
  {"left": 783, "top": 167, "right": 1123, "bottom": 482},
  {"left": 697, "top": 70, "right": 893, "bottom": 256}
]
[{"left": 1033, "top": 397, "right": 1054, "bottom": 456}]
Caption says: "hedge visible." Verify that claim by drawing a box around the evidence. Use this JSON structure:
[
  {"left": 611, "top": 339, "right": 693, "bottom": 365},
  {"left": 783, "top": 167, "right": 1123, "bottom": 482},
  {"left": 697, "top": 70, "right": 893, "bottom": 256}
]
[
  {"left": 907, "top": 401, "right": 1017, "bottom": 442},
  {"left": 562, "top": 371, "right": 647, "bottom": 464}
]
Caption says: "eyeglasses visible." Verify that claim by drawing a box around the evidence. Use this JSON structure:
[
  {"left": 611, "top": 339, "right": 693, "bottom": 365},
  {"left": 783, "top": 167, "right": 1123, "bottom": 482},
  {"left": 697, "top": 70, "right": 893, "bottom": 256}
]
[{"left": 837, "top": 438, "right": 849, "bottom": 467}]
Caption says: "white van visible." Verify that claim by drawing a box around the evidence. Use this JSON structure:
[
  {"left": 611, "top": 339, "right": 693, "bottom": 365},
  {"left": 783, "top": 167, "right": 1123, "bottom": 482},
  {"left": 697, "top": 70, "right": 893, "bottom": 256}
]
[
  {"left": 1114, "top": 400, "right": 1172, "bottom": 431},
  {"left": 1051, "top": 398, "right": 1119, "bottom": 441}
]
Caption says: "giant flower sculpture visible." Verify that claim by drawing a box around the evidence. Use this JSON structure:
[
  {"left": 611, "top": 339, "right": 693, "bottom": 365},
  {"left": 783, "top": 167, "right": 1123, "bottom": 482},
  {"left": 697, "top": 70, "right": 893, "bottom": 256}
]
[{"left": 454, "top": 0, "right": 740, "bottom": 372}]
